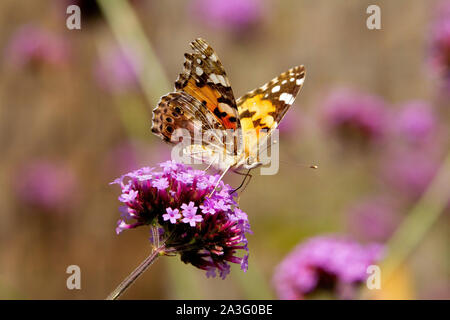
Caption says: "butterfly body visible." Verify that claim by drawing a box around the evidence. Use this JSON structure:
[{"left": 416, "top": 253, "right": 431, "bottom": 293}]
[{"left": 151, "top": 39, "right": 305, "bottom": 172}]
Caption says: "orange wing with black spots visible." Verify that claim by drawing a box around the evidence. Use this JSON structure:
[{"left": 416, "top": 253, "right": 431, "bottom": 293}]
[
  {"left": 236, "top": 66, "right": 306, "bottom": 163},
  {"left": 175, "top": 38, "right": 240, "bottom": 130}
]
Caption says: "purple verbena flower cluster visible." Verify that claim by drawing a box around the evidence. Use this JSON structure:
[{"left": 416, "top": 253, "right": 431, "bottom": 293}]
[
  {"left": 273, "top": 236, "right": 384, "bottom": 300},
  {"left": 348, "top": 197, "right": 400, "bottom": 242},
  {"left": 429, "top": 0, "right": 450, "bottom": 91},
  {"left": 394, "top": 101, "right": 437, "bottom": 146},
  {"left": 191, "top": 0, "right": 265, "bottom": 34},
  {"left": 5, "top": 24, "right": 69, "bottom": 68},
  {"left": 111, "top": 160, "right": 251, "bottom": 279},
  {"left": 322, "top": 89, "right": 388, "bottom": 146},
  {"left": 15, "top": 160, "right": 78, "bottom": 212}
]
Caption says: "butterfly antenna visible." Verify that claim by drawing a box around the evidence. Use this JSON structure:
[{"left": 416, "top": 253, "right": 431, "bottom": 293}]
[{"left": 279, "top": 159, "right": 319, "bottom": 170}]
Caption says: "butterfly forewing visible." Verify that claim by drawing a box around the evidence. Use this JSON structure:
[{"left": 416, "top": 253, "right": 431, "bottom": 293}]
[
  {"left": 236, "top": 65, "right": 306, "bottom": 166},
  {"left": 175, "top": 38, "right": 240, "bottom": 130}
]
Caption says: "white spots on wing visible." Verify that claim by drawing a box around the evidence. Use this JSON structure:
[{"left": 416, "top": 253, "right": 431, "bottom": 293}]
[
  {"left": 210, "top": 53, "right": 218, "bottom": 62},
  {"left": 272, "top": 85, "right": 280, "bottom": 93},
  {"left": 290, "top": 77, "right": 295, "bottom": 82},
  {"left": 279, "top": 92, "right": 294, "bottom": 104},
  {"left": 209, "top": 73, "right": 219, "bottom": 84},
  {"left": 282, "top": 80, "right": 287, "bottom": 84},
  {"left": 296, "top": 78, "right": 304, "bottom": 86},
  {"left": 217, "top": 74, "right": 228, "bottom": 86},
  {"left": 196, "top": 58, "right": 201, "bottom": 64},
  {"left": 264, "top": 94, "right": 269, "bottom": 98},
  {"left": 196, "top": 67, "right": 204, "bottom": 76},
  {"left": 208, "top": 73, "right": 228, "bottom": 86},
  {"left": 202, "top": 54, "right": 206, "bottom": 59}
]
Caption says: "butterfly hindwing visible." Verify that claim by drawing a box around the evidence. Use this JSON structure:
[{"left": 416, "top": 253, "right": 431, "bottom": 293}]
[
  {"left": 175, "top": 38, "right": 240, "bottom": 130},
  {"left": 151, "top": 91, "right": 223, "bottom": 145}
]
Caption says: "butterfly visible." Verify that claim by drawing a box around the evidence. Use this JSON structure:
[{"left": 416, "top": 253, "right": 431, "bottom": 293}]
[{"left": 151, "top": 38, "right": 305, "bottom": 177}]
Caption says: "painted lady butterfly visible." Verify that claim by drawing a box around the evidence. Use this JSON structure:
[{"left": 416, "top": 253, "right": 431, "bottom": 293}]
[{"left": 151, "top": 38, "right": 305, "bottom": 175}]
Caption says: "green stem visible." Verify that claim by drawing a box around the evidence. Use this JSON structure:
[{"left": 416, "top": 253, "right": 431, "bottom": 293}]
[
  {"left": 106, "top": 245, "right": 165, "bottom": 300},
  {"left": 97, "top": 0, "right": 171, "bottom": 102}
]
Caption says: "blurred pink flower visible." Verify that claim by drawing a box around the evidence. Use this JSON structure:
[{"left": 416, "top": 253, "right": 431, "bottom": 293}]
[
  {"left": 277, "top": 106, "right": 303, "bottom": 138},
  {"left": 94, "top": 46, "right": 141, "bottom": 93},
  {"left": 381, "top": 150, "right": 439, "bottom": 201},
  {"left": 347, "top": 197, "right": 400, "bottom": 242},
  {"left": 5, "top": 24, "right": 69, "bottom": 68},
  {"left": 428, "top": 0, "right": 450, "bottom": 92},
  {"left": 273, "top": 235, "right": 384, "bottom": 300},
  {"left": 321, "top": 89, "right": 389, "bottom": 147},
  {"left": 14, "top": 160, "right": 78, "bottom": 212},
  {"left": 191, "top": 0, "right": 265, "bottom": 33},
  {"left": 393, "top": 101, "right": 438, "bottom": 146}
]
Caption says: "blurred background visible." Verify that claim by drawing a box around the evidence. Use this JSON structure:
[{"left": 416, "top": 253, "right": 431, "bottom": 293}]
[{"left": 0, "top": 0, "right": 448, "bottom": 299}]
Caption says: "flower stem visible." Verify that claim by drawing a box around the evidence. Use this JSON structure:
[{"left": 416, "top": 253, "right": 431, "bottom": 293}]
[{"left": 106, "top": 245, "right": 166, "bottom": 300}]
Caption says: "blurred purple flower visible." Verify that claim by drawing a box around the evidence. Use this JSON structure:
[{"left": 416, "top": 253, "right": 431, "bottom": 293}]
[
  {"left": 111, "top": 160, "right": 251, "bottom": 279},
  {"left": 191, "top": 0, "right": 265, "bottom": 33},
  {"left": 94, "top": 46, "right": 141, "bottom": 93},
  {"left": 429, "top": 0, "right": 450, "bottom": 91},
  {"left": 273, "top": 235, "right": 384, "bottom": 300},
  {"left": 14, "top": 160, "right": 78, "bottom": 212},
  {"left": 347, "top": 197, "right": 400, "bottom": 242},
  {"left": 381, "top": 150, "right": 439, "bottom": 201},
  {"left": 277, "top": 107, "right": 303, "bottom": 138},
  {"left": 393, "top": 101, "right": 437, "bottom": 146},
  {"left": 321, "top": 89, "right": 389, "bottom": 147},
  {"left": 5, "top": 24, "right": 69, "bottom": 68}
]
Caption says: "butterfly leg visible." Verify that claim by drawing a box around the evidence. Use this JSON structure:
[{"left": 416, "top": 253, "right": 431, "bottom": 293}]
[
  {"left": 203, "top": 154, "right": 219, "bottom": 172},
  {"left": 208, "top": 164, "right": 232, "bottom": 197},
  {"left": 231, "top": 169, "right": 252, "bottom": 194}
]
